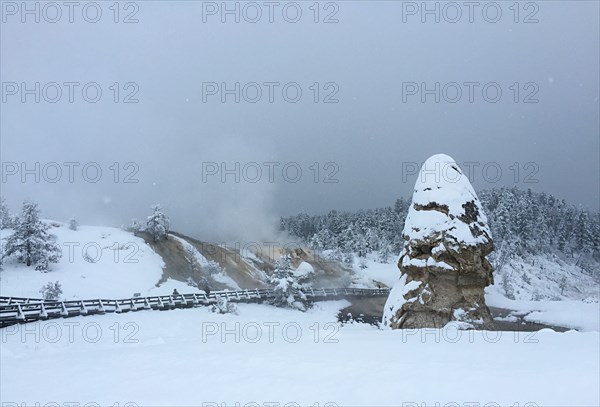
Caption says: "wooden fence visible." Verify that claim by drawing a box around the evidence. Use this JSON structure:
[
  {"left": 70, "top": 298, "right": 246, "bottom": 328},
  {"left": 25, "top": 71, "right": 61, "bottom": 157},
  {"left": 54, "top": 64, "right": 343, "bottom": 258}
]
[{"left": 0, "top": 287, "right": 390, "bottom": 327}]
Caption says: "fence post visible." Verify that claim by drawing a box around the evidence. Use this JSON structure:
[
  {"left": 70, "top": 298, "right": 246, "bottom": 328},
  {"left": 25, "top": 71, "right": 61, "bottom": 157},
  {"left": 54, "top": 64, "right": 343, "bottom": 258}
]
[
  {"left": 60, "top": 302, "right": 69, "bottom": 316},
  {"left": 16, "top": 303, "right": 25, "bottom": 320},
  {"left": 40, "top": 302, "right": 47, "bottom": 318},
  {"left": 80, "top": 300, "right": 88, "bottom": 314}
]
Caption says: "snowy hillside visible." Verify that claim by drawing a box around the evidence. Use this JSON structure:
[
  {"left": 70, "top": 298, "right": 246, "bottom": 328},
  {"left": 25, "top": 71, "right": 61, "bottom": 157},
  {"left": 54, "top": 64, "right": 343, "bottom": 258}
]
[
  {"left": 489, "top": 253, "right": 599, "bottom": 301},
  {"left": 0, "top": 222, "right": 256, "bottom": 300},
  {"left": 0, "top": 222, "right": 170, "bottom": 299},
  {"left": 0, "top": 221, "right": 352, "bottom": 301}
]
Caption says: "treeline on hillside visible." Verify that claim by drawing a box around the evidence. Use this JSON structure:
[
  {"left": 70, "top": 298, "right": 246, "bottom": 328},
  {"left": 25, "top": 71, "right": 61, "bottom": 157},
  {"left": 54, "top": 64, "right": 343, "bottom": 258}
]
[{"left": 280, "top": 187, "right": 600, "bottom": 275}]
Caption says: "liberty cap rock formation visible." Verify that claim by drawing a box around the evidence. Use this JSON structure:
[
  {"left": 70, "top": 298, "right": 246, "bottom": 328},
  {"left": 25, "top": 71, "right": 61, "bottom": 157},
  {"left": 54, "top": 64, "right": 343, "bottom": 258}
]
[{"left": 383, "top": 154, "right": 495, "bottom": 329}]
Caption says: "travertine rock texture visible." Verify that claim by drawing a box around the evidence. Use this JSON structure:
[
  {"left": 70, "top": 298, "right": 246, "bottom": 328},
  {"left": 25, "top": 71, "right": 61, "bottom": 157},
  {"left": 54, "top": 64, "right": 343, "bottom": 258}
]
[{"left": 383, "top": 154, "right": 494, "bottom": 329}]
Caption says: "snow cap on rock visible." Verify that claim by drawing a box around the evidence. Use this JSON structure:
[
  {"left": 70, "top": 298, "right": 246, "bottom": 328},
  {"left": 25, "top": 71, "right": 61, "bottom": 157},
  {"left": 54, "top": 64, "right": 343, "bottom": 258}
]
[{"left": 401, "top": 153, "right": 491, "bottom": 251}]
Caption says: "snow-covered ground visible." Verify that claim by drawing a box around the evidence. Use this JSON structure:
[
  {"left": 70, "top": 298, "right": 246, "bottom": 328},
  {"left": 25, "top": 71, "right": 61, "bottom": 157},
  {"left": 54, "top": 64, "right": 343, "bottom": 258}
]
[
  {"left": 0, "top": 222, "right": 169, "bottom": 299},
  {"left": 1, "top": 300, "right": 598, "bottom": 406},
  {"left": 349, "top": 252, "right": 398, "bottom": 288}
]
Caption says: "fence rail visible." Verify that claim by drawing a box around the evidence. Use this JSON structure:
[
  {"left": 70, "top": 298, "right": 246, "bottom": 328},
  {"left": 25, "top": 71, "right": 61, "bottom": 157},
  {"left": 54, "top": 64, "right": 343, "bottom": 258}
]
[{"left": 0, "top": 287, "right": 389, "bottom": 327}]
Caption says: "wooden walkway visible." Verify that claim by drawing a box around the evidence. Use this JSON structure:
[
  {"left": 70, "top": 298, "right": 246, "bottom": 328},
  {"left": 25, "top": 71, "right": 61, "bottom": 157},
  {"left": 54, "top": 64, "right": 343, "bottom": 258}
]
[{"left": 0, "top": 287, "right": 390, "bottom": 327}]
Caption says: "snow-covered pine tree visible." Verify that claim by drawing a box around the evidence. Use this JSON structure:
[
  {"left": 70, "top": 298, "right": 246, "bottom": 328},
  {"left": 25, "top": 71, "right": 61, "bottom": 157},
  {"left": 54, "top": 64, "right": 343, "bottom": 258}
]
[
  {"left": 204, "top": 260, "right": 223, "bottom": 276},
  {"left": 378, "top": 238, "right": 392, "bottom": 263},
  {"left": 364, "top": 228, "right": 379, "bottom": 254},
  {"left": 575, "top": 209, "right": 594, "bottom": 253},
  {"left": 146, "top": 204, "right": 170, "bottom": 242},
  {"left": 68, "top": 217, "right": 79, "bottom": 231},
  {"left": 40, "top": 281, "right": 62, "bottom": 300},
  {"left": 269, "top": 254, "right": 308, "bottom": 310},
  {"left": 184, "top": 246, "right": 201, "bottom": 273},
  {"left": 210, "top": 296, "right": 238, "bottom": 314},
  {"left": 0, "top": 197, "right": 12, "bottom": 229},
  {"left": 394, "top": 197, "right": 409, "bottom": 215},
  {"left": 328, "top": 247, "right": 343, "bottom": 263},
  {"left": 128, "top": 218, "right": 142, "bottom": 235},
  {"left": 2, "top": 201, "right": 61, "bottom": 270},
  {"left": 310, "top": 229, "right": 334, "bottom": 251},
  {"left": 493, "top": 190, "right": 513, "bottom": 245},
  {"left": 558, "top": 210, "right": 575, "bottom": 255},
  {"left": 591, "top": 213, "right": 600, "bottom": 256}
]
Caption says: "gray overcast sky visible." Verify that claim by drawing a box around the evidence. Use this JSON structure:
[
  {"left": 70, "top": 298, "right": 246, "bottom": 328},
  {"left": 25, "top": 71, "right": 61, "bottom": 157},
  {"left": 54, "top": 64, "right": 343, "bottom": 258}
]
[{"left": 1, "top": 1, "right": 599, "bottom": 240}]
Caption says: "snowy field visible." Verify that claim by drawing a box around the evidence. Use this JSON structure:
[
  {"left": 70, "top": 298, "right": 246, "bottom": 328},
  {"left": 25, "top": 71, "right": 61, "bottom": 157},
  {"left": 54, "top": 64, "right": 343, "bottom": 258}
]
[{"left": 1, "top": 300, "right": 598, "bottom": 406}]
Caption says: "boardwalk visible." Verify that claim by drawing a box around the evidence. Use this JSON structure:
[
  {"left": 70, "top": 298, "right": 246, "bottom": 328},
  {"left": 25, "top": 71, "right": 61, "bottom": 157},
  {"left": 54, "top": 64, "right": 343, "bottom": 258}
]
[{"left": 0, "top": 287, "right": 390, "bottom": 327}]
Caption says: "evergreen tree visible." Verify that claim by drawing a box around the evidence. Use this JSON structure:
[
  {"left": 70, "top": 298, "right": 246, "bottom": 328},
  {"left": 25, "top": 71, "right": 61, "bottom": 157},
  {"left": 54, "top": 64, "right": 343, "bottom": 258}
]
[
  {"left": 559, "top": 210, "right": 575, "bottom": 255},
  {"left": 2, "top": 201, "right": 61, "bottom": 270},
  {"left": 40, "top": 281, "right": 63, "bottom": 300},
  {"left": 328, "top": 247, "right": 344, "bottom": 263},
  {"left": 146, "top": 204, "right": 170, "bottom": 242},
  {"left": 269, "top": 254, "right": 308, "bottom": 310},
  {"left": 0, "top": 197, "right": 12, "bottom": 229},
  {"left": 128, "top": 218, "right": 142, "bottom": 235},
  {"left": 68, "top": 217, "right": 79, "bottom": 231},
  {"left": 591, "top": 213, "right": 600, "bottom": 256},
  {"left": 310, "top": 229, "right": 333, "bottom": 251},
  {"left": 210, "top": 296, "right": 238, "bottom": 314},
  {"left": 394, "top": 197, "right": 410, "bottom": 214},
  {"left": 204, "top": 260, "right": 224, "bottom": 276},
  {"left": 575, "top": 210, "right": 594, "bottom": 253},
  {"left": 493, "top": 194, "right": 512, "bottom": 244},
  {"left": 378, "top": 239, "right": 392, "bottom": 263}
]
